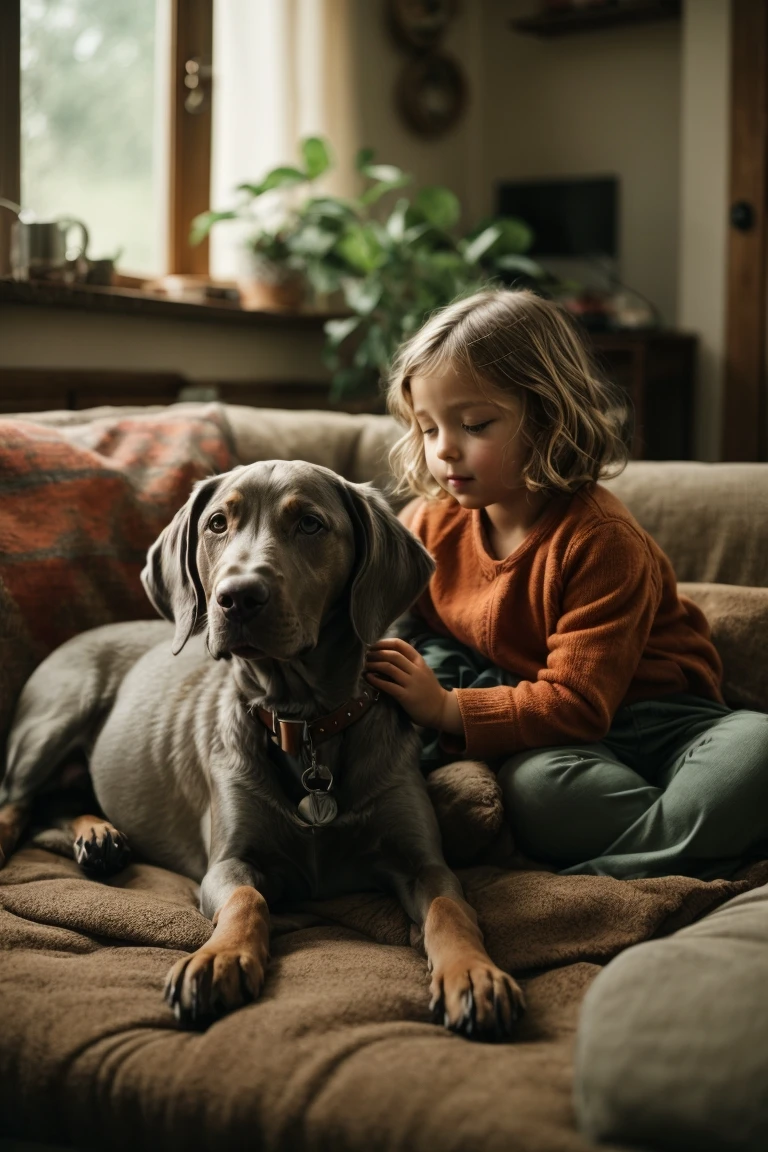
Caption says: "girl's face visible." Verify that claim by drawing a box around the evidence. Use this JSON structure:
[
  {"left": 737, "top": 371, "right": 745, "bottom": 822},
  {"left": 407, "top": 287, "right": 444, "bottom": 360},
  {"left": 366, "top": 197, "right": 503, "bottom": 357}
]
[{"left": 409, "top": 365, "right": 528, "bottom": 509}]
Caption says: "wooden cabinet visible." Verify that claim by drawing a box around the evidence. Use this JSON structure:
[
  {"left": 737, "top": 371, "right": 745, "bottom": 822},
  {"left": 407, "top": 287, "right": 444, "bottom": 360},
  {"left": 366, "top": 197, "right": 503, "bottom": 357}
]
[{"left": 589, "top": 330, "right": 696, "bottom": 460}]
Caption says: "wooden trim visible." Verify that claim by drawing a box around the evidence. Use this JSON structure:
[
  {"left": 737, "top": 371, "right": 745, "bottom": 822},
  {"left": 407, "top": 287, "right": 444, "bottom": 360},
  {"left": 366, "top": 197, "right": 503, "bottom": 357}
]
[
  {"left": 512, "top": 0, "right": 681, "bottom": 38},
  {"left": 0, "top": 0, "right": 20, "bottom": 277},
  {"left": 722, "top": 0, "right": 768, "bottom": 461},
  {"left": 0, "top": 278, "right": 343, "bottom": 328},
  {"left": 168, "top": 0, "right": 213, "bottom": 275}
]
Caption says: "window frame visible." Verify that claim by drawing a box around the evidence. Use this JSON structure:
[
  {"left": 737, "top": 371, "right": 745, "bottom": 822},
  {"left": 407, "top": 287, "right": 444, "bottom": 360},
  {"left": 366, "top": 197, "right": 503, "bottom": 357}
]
[{"left": 0, "top": 0, "right": 213, "bottom": 280}]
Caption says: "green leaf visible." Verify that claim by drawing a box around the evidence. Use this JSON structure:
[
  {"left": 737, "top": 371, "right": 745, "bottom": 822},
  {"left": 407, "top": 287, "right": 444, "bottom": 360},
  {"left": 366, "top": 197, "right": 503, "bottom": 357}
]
[
  {"left": 189, "top": 210, "right": 238, "bottom": 245},
  {"left": 463, "top": 225, "right": 501, "bottom": 265},
  {"left": 493, "top": 253, "right": 545, "bottom": 276},
  {"left": 287, "top": 224, "right": 338, "bottom": 258},
  {"left": 302, "top": 136, "right": 331, "bottom": 179},
  {"left": 329, "top": 366, "right": 373, "bottom": 401},
  {"left": 366, "top": 163, "right": 405, "bottom": 183},
  {"left": 302, "top": 196, "right": 357, "bottom": 221},
  {"left": 246, "top": 166, "right": 307, "bottom": 195},
  {"left": 353, "top": 325, "right": 390, "bottom": 372},
  {"left": 403, "top": 222, "right": 432, "bottom": 246},
  {"left": 386, "top": 199, "right": 409, "bottom": 243},
  {"left": 325, "top": 316, "right": 361, "bottom": 347},
  {"left": 466, "top": 215, "right": 534, "bottom": 257},
  {"left": 306, "top": 262, "right": 343, "bottom": 296},
  {"left": 336, "top": 224, "right": 385, "bottom": 273},
  {"left": 415, "top": 186, "right": 461, "bottom": 231},
  {"left": 342, "top": 277, "right": 382, "bottom": 315},
  {"left": 355, "top": 147, "right": 376, "bottom": 172}
]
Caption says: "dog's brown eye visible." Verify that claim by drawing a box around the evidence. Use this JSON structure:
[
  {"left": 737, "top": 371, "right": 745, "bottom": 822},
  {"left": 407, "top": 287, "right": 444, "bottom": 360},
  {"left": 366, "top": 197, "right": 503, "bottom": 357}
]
[
  {"left": 298, "top": 515, "right": 324, "bottom": 535},
  {"left": 207, "top": 513, "right": 228, "bottom": 534}
]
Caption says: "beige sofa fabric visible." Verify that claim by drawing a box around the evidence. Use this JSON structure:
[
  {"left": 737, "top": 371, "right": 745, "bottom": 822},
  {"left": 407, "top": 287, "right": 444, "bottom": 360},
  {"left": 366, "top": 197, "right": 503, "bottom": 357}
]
[
  {"left": 605, "top": 463, "right": 768, "bottom": 588},
  {"left": 680, "top": 583, "right": 768, "bottom": 712},
  {"left": 574, "top": 880, "right": 768, "bottom": 1152}
]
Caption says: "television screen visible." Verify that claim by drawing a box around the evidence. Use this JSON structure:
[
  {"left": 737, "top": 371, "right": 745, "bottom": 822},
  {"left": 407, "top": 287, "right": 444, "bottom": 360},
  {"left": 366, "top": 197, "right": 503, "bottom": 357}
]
[{"left": 497, "top": 176, "right": 618, "bottom": 259}]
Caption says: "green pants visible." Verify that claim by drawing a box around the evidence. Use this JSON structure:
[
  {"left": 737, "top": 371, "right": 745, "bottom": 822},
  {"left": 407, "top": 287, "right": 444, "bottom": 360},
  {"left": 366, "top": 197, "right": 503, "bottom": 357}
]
[{"left": 412, "top": 632, "right": 768, "bottom": 881}]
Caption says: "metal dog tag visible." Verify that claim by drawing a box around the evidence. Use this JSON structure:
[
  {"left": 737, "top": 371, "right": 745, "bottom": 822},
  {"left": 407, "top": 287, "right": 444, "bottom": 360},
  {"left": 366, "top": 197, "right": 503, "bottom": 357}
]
[{"left": 298, "top": 791, "right": 338, "bottom": 825}]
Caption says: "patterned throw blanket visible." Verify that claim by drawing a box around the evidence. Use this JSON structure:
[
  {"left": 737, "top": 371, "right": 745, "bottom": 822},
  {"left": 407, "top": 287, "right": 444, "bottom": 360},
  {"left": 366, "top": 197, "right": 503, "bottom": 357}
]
[{"left": 0, "top": 404, "right": 235, "bottom": 748}]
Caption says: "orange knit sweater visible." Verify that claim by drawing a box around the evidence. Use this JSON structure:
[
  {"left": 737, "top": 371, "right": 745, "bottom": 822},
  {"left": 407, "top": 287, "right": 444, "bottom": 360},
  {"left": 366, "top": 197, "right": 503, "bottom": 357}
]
[{"left": 409, "top": 483, "right": 724, "bottom": 760}]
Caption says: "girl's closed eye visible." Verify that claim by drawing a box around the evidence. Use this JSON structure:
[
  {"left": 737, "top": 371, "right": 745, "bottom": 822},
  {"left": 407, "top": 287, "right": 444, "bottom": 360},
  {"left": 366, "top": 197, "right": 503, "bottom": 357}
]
[{"left": 418, "top": 420, "right": 494, "bottom": 438}]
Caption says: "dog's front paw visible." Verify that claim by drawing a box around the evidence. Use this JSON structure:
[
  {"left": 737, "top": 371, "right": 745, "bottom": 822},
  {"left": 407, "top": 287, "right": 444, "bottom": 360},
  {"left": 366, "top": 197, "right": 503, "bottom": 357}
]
[
  {"left": 164, "top": 945, "right": 267, "bottom": 1029},
  {"left": 73, "top": 821, "right": 130, "bottom": 876},
  {"left": 430, "top": 957, "right": 525, "bottom": 1043}
]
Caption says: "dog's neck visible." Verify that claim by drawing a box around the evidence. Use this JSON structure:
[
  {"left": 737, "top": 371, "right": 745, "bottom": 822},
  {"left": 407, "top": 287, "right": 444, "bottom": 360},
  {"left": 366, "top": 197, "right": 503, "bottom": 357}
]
[{"left": 230, "top": 608, "right": 367, "bottom": 719}]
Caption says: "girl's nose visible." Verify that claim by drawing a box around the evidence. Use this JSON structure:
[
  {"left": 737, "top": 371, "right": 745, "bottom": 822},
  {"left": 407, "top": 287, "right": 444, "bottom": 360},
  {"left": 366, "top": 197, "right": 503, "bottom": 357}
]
[{"left": 436, "top": 435, "right": 460, "bottom": 461}]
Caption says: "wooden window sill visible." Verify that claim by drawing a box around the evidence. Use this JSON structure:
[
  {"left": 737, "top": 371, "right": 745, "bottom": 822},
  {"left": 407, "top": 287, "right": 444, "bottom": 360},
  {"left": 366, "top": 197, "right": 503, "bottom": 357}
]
[{"left": 0, "top": 277, "right": 343, "bottom": 329}]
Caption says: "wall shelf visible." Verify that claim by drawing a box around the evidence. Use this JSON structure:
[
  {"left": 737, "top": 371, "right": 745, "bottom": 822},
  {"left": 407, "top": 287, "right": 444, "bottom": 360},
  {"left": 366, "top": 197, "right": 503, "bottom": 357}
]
[{"left": 511, "top": 1, "right": 681, "bottom": 38}]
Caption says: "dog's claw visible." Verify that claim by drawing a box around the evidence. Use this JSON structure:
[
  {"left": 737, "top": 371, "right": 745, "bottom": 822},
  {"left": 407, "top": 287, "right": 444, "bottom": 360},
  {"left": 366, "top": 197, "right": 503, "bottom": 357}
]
[
  {"left": 432, "top": 964, "right": 524, "bottom": 1043},
  {"left": 164, "top": 947, "right": 265, "bottom": 1031},
  {"left": 74, "top": 823, "right": 130, "bottom": 877}
]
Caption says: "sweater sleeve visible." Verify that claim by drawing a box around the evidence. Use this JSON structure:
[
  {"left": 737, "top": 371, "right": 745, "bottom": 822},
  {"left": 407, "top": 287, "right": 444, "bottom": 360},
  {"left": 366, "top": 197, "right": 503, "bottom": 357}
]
[{"left": 440, "top": 522, "right": 662, "bottom": 759}]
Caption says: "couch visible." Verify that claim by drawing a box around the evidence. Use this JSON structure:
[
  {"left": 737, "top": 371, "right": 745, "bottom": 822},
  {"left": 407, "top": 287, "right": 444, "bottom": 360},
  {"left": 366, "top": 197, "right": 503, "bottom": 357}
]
[{"left": 1, "top": 401, "right": 767, "bottom": 1152}]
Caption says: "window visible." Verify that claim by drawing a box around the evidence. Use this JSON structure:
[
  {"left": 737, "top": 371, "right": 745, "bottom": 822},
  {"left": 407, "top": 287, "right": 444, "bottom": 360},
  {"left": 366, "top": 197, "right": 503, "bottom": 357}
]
[
  {"left": 21, "top": 0, "right": 171, "bottom": 274},
  {"left": 1, "top": 0, "right": 212, "bottom": 279}
]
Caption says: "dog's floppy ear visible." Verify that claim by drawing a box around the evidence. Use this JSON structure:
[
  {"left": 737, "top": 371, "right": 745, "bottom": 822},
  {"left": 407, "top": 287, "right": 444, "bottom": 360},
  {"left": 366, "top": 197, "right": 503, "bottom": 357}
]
[
  {"left": 340, "top": 481, "right": 435, "bottom": 645},
  {"left": 141, "top": 472, "right": 229, "bottom": 655}
]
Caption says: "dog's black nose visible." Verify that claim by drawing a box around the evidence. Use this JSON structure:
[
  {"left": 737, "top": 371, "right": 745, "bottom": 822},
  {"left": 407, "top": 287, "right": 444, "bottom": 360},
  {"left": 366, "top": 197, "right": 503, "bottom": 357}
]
[{"left": 215, "top": 575, "right": 270, "bottom": 620}]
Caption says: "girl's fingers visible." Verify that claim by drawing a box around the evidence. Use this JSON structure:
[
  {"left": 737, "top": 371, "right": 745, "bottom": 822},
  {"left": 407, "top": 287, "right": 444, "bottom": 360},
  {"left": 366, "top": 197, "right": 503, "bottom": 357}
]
[
  {"left": 364, "top": 660, "right": 410, "bottom": 687},
  {"left": 365, "top": 671, "right": 404, "bottom": 697},
  {"left": 368, "top": 638, "right": 418, "bottom": 659},
  {"left": 365, "top": 649, "right": 416, "bottom": 674}
]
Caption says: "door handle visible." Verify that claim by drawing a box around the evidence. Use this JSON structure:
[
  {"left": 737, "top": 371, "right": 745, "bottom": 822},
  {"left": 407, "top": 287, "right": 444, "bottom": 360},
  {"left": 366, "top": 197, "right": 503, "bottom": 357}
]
[{"left": 730, "top": 201, "right": 755, "bottom": 231}]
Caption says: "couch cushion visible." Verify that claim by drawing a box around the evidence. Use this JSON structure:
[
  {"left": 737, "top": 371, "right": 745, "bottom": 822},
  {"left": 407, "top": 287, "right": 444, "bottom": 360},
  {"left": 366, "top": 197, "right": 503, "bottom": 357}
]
[
  {"left": 0, "top": 406, "right": 235, "bottom": 750},
  {"left": 225, "top": 404, "right": 401, "bottom": 490},
  {"left": 574, "top": 880, "right": 768, "bottom": 1152},
  {"left": 605, "top": 463, "right": 768, "bottom": 588},
  {"left": 679, "top": 583, "right": 768, "bottom": 712}
]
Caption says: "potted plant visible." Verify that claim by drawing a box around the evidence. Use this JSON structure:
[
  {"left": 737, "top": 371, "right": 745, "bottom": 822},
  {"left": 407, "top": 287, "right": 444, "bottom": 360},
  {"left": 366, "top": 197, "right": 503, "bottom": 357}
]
[
  {"left": 190, "top": 137, "right": 336, "bottom": 311},
  {"left": 192, "top": 136, "right": 551, "bottom": 398}
]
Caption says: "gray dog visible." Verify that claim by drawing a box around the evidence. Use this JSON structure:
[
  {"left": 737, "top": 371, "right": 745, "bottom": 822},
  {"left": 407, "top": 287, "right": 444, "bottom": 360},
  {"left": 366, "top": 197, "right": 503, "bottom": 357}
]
[{"left": 0, "top": 460, "right": 524, "bottom": 1039}]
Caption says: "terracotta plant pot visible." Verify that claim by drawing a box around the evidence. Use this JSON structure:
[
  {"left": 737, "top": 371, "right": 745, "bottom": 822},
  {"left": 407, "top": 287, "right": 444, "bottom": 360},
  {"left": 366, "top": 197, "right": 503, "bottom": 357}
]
[{"left": 238, "top": 271, "right": 306, "bottom": 312}]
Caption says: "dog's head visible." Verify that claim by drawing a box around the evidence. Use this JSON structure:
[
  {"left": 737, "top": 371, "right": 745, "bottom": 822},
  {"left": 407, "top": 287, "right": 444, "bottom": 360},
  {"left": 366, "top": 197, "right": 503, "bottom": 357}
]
[{"left": 141, "top": 460, "right": 435, "bottom": 660}]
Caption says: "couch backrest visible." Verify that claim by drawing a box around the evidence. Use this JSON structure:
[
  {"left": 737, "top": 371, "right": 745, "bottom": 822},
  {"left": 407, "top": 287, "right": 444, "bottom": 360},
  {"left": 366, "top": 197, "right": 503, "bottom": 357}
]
[
  {"left": 603, "top": 463, "right": 768, "bottom": 588},
  {"left": 13, "top": 403, "right": 768, "bottom": 589},
  {"left": 225, "top": 407, "right": 768, "bottom": 590}
]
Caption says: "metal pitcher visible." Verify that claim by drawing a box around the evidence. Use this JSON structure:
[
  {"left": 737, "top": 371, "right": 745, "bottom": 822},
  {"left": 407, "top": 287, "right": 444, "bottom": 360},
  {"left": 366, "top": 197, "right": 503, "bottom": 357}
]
[{"left": 9, "top": 214, "right": 89, "bottom": 282}]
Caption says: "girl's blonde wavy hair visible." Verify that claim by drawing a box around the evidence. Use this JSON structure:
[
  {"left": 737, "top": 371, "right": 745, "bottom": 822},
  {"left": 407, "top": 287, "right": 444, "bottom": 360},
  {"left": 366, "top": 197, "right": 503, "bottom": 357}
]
[{"left": 387, "top": 288, "right": 629, "bottom": 500}]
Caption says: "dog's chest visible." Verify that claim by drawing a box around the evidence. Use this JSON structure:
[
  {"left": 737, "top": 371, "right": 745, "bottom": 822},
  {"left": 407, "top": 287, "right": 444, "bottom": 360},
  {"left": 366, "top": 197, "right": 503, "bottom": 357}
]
[{"left": 253, "top": 743, "right": 382, "bottom": 900}]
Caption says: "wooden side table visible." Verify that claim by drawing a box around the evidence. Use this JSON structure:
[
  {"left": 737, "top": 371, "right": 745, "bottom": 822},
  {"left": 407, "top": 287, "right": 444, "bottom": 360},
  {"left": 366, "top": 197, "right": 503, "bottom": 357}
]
[{"left": 589, "top": 331, "right": 697, "bottom": 460}]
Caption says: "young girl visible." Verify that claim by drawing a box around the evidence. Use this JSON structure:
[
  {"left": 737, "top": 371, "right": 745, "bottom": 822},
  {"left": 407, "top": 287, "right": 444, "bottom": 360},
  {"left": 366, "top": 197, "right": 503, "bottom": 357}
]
[{"left": 364, "top": 288, "right": 768, "bottom": 882}]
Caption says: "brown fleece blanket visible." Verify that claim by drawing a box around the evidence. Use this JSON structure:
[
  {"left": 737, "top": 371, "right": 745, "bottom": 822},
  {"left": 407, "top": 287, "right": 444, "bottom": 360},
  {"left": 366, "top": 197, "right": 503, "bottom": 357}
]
[{"left": 2, "top": 839, "right": 765, "bottom": 1152}]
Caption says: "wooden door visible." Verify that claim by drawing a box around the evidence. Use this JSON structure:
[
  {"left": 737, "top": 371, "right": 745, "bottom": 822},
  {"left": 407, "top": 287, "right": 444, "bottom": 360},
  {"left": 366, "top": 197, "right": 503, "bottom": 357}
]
[{"left": 723, "top": 0, "right": 768, "bottom": 460}]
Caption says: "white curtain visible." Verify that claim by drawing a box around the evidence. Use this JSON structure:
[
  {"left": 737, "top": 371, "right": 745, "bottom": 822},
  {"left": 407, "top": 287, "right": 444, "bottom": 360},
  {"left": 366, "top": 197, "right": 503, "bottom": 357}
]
[{"left": 210, "top": 0, "right": 359, "bottom": 280}]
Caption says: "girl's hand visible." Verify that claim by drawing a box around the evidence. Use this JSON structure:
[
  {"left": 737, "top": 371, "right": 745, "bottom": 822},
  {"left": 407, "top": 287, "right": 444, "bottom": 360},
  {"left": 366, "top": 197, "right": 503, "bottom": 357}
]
[{"left": 364, "top": 638, "right": 463, "bottom": 734}]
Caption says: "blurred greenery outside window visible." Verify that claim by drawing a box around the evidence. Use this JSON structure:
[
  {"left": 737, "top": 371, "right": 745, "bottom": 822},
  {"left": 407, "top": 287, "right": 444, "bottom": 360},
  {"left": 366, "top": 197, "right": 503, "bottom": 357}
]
[{"left": 20, "top": 0, "right": 169, "bottom": 274}]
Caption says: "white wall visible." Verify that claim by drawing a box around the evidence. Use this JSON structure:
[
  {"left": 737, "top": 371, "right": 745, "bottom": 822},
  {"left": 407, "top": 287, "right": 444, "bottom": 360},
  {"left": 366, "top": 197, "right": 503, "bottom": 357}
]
[
  {"left": 0, "top": 305, "right": 328, "bottom": 381},
  {"left": 677, "top": 0, "right": 731, "bottom": 460},
  {"left": 482, "top": 0, "right": 682, "bottom": 326},
  {"left": 350, "top": 0, "right": 487, "bottom": 226}
]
